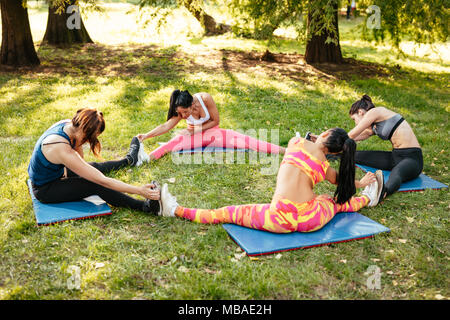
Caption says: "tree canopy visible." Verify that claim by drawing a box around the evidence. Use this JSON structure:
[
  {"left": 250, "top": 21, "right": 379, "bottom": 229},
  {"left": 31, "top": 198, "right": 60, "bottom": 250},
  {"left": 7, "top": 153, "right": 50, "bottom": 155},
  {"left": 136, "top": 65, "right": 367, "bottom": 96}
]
[{"left": 358, "top": 0, "right": 449, "bottom": 47}]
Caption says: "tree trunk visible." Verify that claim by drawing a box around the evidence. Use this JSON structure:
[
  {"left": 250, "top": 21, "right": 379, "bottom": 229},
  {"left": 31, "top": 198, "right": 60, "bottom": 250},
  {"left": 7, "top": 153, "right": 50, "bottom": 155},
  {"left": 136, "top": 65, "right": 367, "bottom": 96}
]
[
  {"left": 182, "top": 0, "right": 230, "bottom": 36},
  {"left": 0, "top": 0, "right": 40, "bottom": 66},
  {"left": 305, "top": 1, "right": 343, "bottom": 64},
  {"left": 42, "top": 0, "right": 93, "bottom": 46}
]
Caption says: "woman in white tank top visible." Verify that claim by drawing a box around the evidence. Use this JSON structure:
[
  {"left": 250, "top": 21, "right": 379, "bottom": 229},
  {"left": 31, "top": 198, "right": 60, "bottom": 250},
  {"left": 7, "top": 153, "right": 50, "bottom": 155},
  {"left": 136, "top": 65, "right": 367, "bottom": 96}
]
[{"left": 137, "top": 90, "right": 285, "bottom": 160}]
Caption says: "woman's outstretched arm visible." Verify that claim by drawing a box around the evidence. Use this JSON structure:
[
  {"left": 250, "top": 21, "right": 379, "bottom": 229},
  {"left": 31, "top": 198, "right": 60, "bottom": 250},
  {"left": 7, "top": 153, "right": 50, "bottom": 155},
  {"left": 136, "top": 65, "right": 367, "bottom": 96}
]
[
  {"left": 137, "top": 116, "right": 181, "bottom": 141},
  {"left": 352, "top": 128, "right": 374, "bottom": 142},
  {"left": 348, "top": 108, "right": 380, "bottom": 140},
  {"left": 50, "top": 143, "right": 159, "bottom": 199}
]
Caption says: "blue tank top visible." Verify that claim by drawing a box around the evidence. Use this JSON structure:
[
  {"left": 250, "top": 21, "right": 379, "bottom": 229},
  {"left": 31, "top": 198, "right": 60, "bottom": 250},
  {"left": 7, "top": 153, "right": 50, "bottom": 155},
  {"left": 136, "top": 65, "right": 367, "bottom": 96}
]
[{"left": 28, "top": 121, "right": 74, "bottom": 186}]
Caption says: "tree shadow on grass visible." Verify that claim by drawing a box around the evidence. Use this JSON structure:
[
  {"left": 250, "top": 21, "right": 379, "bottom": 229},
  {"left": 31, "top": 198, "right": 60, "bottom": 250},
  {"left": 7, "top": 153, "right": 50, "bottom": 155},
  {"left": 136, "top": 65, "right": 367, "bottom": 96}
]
[
  {"left": 0, "top": 43, "right": 183, "bottom": 78},
  {"left": 175, "top": 46, "right": 399, "bottom": 85}
]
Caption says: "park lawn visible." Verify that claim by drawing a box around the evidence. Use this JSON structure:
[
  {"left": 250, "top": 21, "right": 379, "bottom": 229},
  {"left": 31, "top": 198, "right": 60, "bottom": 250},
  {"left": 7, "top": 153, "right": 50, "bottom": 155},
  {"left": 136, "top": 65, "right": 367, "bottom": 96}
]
[{"left": 0, "top": 2, "right": 449, "bottom": 300}]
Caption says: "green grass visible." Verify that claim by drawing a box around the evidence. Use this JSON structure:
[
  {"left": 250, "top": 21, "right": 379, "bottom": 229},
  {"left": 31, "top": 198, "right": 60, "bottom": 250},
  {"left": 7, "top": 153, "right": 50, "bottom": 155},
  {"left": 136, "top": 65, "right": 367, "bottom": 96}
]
[{"left": 0, "top": 2, "right": 449, "bottom": 300}]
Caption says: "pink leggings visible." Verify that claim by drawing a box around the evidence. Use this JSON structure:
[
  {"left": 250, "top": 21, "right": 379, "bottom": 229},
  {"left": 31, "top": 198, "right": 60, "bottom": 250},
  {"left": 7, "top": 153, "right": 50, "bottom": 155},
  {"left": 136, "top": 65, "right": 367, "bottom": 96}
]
[{"left": 150, "top": 126, "right": 283, "bottom": 160}]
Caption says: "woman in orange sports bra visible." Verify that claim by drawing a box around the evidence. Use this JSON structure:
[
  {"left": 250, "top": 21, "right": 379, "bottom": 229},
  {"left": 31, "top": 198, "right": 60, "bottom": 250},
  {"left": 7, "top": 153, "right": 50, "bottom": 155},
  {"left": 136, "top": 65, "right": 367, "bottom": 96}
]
[{"left": 156, "top": 128, "right": 385, "bottom": 233}]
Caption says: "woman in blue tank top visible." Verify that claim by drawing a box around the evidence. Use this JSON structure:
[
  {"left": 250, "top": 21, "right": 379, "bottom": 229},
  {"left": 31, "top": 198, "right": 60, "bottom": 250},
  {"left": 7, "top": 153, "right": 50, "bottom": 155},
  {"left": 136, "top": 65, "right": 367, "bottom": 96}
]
[{"left": 28, "top": 108, "right": 161, "bottom": 214}]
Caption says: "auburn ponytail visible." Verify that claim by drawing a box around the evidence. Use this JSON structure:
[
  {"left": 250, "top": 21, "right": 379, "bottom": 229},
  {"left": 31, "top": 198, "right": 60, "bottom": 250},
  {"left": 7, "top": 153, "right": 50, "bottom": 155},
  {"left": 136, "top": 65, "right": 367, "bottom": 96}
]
[
  {"left": 324, "top": 128, "right": 357, "bottom": 204},
  {"left": 72, "top": 108, "right": 105, "bottom": 158}
]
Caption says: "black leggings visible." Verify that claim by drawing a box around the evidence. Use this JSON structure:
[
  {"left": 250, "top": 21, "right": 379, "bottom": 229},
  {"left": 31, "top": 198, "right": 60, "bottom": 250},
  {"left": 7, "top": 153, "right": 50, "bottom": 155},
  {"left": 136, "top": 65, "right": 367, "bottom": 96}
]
[
  {"left": 355, "top": 148, "right": 423, "bottom": 197},
  {"left": 32, "top": 158, "right": 159, "bottom": 213}
]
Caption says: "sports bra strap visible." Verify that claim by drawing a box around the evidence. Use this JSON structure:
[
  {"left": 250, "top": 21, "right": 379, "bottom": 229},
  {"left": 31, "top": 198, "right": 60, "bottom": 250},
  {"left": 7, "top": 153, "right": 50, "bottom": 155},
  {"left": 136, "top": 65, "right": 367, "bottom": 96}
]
[
  {"left": 194, "top": 94, "right": 209, "bottom": 117},
  {"left": 42, "top": 141, "right": 71, "bottom": 146}
]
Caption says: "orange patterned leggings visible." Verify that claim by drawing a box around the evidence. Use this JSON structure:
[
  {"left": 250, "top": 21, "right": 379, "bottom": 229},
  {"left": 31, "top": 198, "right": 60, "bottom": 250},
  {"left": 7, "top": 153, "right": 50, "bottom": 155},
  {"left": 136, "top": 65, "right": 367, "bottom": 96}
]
[{"left": 175, "top": 194, "right": 370, "bottom": 233}]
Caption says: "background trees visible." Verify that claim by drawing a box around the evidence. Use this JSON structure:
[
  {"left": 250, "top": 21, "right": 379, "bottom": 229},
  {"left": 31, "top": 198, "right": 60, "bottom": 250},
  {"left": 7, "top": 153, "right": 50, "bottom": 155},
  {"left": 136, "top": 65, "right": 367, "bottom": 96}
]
[
  {"left": 42, "top": 0, "right": 93, "bottom": 46},
  {"left": 0, "top": 0, "right": 40, "bottom": 66},
  {"left": 138, "top": 0, "right": 230, "bottom": 35},
  {"left": 1, "top": 0, "right": 448, "bottom": 68},
  {"left": 359, "top": 0, "right": 449, "bottom": 48},
  {"left": 229, "top": 0, "right": 448, "bottom": 63}
]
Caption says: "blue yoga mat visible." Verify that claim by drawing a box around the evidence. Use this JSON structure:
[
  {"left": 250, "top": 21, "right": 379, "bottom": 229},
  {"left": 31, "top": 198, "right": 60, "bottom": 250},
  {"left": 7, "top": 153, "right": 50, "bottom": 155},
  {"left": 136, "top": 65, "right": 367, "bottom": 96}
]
[
  {"left": 158, "top": 142, "right": 248, "bottom": 154},
  {"left": 357, "top": 164, "right": 448, "bottom": 192},
  {"left": 223, "top": 212, "right": 390, "bottom": 256},
  {"left": 27, "top": 179, "right": 111, "bottom": 226}
]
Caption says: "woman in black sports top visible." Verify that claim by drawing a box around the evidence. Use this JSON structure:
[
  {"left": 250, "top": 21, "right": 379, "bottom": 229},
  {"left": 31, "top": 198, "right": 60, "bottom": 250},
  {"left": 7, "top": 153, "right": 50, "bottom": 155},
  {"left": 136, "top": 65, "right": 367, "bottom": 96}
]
[{"left": 346, "top": 95, "right": 423, "bottom": 200}]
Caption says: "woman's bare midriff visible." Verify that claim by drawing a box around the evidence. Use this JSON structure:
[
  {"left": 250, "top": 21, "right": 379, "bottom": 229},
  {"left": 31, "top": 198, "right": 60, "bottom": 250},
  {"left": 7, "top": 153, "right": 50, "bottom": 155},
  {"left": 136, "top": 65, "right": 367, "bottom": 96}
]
[
  {"left": 390, "top": 121, "right": 421, "bottom": 149},
  {"left": 273, "top": 163, "right": 315, "bottom": 204}
]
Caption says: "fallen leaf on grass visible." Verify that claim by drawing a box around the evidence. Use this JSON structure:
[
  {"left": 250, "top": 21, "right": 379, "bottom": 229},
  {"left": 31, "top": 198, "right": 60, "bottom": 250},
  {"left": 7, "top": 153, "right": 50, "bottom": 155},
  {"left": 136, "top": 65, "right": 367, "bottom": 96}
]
[
  {"left": 169, "top": 256, "right": 178, "bottom": 264},
  {"left": 406, "top": 217, "right": 414, "bottom": 223},
  {"left": 398, "top": 239, "right": 407, "bottom": 244},
  {"left": 167, "top": 177, "right": 176, "bottom": 183},
  {"left": 249, "top": 256, "right": 259, "bottom": 261},
  {"left": 204, "top": 268, "right": 221, "bottom": 275},
  {"left": 234, "top": 252, "right": 246, "bottom": 260},
  {"left": 95, "top": 262, "right": 105, "bottom": 269},
  {"left": 178, "top": 266, "right": 189, "bottom": 273},
  {"left": 371, "top": 258, "right": 381, "bottom": 262},
  {"left": 435, "top": 294, "right": 445, "bottom": 300},
  {"left": 340, "top": 259, "right": 347, "bottom": 264},
  {"left": 275, "top": 254, "right": 282, "bottom": 260}
]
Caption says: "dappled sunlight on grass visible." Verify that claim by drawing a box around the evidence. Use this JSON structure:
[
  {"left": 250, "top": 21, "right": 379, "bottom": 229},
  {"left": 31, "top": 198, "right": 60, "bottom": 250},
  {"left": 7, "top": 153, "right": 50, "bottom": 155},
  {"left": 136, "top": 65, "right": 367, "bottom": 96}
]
[
  {"left": 341, "top": 40, "right": 450, "bottom": 74},
  {"left": 0, "top": 1, "right": 448, "bottom": 300}
]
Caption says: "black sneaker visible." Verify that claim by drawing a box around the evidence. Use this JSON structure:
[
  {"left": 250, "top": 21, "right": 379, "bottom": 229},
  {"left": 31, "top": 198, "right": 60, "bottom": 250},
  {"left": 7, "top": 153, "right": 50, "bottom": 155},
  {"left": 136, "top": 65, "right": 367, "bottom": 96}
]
[
  {"left": 151, "top": 180, "right": 162, "bottom": 216},
  {"left": 126, "top": 136, "right": 140, "bottom": 166},
  {"left": 141, "top": 181, "right": 162, "bottom": 215},
  {"left": 143, "top": 199, "right": 161, "bottom": 215}
]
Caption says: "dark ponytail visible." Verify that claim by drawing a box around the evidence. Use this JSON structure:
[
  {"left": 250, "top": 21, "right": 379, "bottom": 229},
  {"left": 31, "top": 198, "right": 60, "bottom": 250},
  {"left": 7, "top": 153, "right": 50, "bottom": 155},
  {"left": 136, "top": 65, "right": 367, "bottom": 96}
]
[
  {"left": 167, "top": 89, "right": 193, "bottom": 120},
  {"left": 349, "top": 94, "right": 375, "bottom": 115},
  {"left": 324, "top": 128, "right": 357, "bottom": 204}
]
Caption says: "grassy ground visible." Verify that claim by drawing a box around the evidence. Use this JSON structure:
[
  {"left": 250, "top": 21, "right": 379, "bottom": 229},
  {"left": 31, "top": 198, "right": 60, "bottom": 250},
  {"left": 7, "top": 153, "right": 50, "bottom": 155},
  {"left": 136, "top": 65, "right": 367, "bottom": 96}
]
[{"left": 0, "top": 2, "right": 449, "bottom": 300}]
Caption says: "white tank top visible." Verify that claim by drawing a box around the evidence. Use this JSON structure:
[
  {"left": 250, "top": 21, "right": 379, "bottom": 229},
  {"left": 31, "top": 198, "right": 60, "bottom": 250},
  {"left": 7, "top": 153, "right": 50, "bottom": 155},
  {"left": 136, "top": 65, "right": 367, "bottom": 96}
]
[{"left": 186, "top": 94, "right": 210, "bottom": 126}]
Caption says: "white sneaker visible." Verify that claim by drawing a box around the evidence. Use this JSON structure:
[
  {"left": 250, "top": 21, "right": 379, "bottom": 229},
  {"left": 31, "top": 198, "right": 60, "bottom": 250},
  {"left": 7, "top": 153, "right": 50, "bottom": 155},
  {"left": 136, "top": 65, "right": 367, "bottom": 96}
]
[
  {"left": 136, "top": 142, "right": 150, "bottom": 167},
  {"left": 160, "top": 183, "right": 179, "bottom": 217},
  {"left": 361, "top": 179, "right": 379, "bottom": 207}
]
